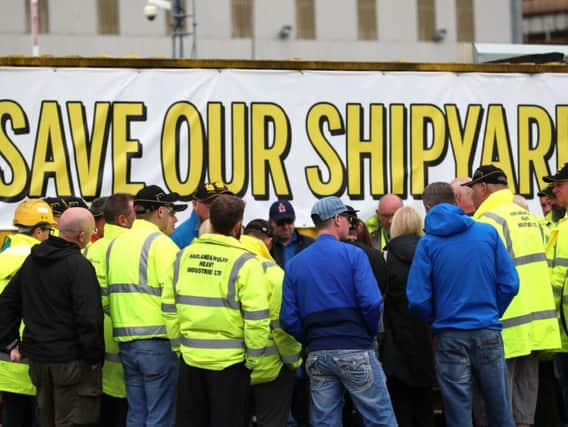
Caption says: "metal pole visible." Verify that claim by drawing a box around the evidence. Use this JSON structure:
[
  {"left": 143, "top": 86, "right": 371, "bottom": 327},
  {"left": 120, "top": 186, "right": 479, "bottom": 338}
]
[
  {"left": 176, "top": 0, "right": 184, "bottom": 58},
  {"left": 510, "top": 0, "right": 523, "bottom": 44},
  {"left": 190, "top": 0, "right": 197, "bottom": 58},
  {"left": 250, "top": 0, "right": 255, "bottom": 59},
  {"left": 31, "top": 0, "right": 39, "bottom": 56}
]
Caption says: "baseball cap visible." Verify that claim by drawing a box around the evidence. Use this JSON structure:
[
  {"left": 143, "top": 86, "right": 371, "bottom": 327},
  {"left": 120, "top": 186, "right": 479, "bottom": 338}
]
[
  {"left": 134, "top": 185, "right": 187, "bottom": 213},
  {"left": 269, "top": 200, "right": 295, "bottom": 222},
  {"left": 543, "top": 163, "right": 568, "bottom": 183},
  {"left": 311, "top": 197, "right": 348, "bottom": 224},
  {"left": 244, "top": 219, "right": 273, "bottom": 238},
  {"left": 44, "top": 196, "right": 89, "bottom": 216},
  {"left": 537, "top": 185, "right": 555, "bottom": 198},
  {"left": 192, "top": 182, "right": 230, "bottom": 201},
  {"left": 462, "top": 165, "right": 508, "bottom": 187},
  {"left": 89, "top": 197, "right": 108, "bottom": 219}
]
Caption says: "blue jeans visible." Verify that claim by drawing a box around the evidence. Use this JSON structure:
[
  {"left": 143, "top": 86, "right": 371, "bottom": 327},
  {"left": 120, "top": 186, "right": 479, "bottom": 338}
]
[
  {"left": 119, "top": 339, "right": 178, "bottom": 427},
  {"left": 434, "top": 329, "right": 513, "bottom": 427},
  {"left": 305, "top": 349, "right": 397, "bottom": 426}
]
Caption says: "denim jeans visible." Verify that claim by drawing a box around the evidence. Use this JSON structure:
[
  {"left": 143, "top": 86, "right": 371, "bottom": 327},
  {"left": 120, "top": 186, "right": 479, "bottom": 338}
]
[
  {"left": 434, "top": 329, "right": 514, "bottom": 427},
  {"left": 119, "top": 339, "right": 178, "bottom": 427},
  {"left": 305, "top": 349, "right": 397, "bottom": 427}
]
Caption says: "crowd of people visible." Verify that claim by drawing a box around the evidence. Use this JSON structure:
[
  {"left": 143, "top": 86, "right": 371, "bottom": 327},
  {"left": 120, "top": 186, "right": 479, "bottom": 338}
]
[{"left": 0, "top": 162, "right": 567, "bottom": 427}]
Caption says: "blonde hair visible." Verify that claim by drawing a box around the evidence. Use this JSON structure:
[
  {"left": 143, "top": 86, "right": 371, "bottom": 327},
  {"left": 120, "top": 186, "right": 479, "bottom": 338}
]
[{"left": 390, "top": 206, "right": 423, "bottom": 239}]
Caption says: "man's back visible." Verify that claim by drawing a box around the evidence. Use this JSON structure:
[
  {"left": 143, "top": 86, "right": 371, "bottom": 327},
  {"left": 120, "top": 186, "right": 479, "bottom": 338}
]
[
  {"left": 475, "top": 188, "right": 560, "bottom": 358},
  {"left": 407, "top": 203, "right": 518, "bottom": 331},
  {"left": 13, "top": 235, "right": 104, "bottom": 363},
  {"left": 281, "top": 234, "right": 382, "bottom": 350}
]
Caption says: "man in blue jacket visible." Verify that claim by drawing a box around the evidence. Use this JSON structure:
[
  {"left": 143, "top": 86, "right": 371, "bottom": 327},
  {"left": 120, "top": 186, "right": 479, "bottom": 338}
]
[
  {"left": 280, "top": 196, "right": 397, "bottom": 426},
  {"left": 407, "top": 182, "right": 519, "bottom": 427}
]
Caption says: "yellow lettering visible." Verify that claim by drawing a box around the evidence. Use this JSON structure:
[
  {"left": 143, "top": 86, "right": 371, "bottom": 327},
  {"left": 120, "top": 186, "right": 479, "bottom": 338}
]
[
  {"left": 208, "top": 102, "right": 247, "bottom": 195},
  {"left": 0, "top": 101, "right": 29, "bottom": 200},
  {"left": 446, "top": 104, "right": 482, "bottom": 177},
  {"left": 112, "top": 102, "right": 145, "bottom": 194},
  {"left": 30, "top": 101, "right": 73, "bottom": 196},
  {"left": 305, "top": 103, "right": 345, "bottom": 196},
  {"left": 346, "top": 104, "right": 385, "bottom": 197},
  {"left": 162, "top": 102, "right": 205, "bottom": 196},
  {"left": 410, "top": 105, "right": 447, "bottom": 195},
  {"left": 518, "top": 106, "right": 553, "bottom": 194},
  {"left": 481, "top": 105, "right": 516, "bottom": 188},
  {"left": 67, "top": 102, "right": 111, "bottom": 198},
  {"left": 556, "top": 106, "right": 568, "bottom": 169},
  {"left": 251, "top": 103, "right": 291, "bottom": 198},
  {"left": 389, "top": 105, "right": 406, "bottom": 195}
]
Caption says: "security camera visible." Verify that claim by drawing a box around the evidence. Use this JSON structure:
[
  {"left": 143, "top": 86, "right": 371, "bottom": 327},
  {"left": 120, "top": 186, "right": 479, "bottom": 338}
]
[
  {"left": 278, "top": 25, "right": 293, "bottom": 40},
  {"left": 432, "top": 28, "right": 447, "bottom": 43},
  {"left": 144, "top": 3, "right": 158, "bottom": 21}
]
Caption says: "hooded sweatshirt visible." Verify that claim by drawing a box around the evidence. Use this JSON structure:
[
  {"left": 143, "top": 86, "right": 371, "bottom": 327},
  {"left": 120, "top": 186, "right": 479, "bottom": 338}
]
[
  {"left": 407, "top": 203, "right": 519, "bottom": 331},
  {"left": 0, "top": 235, "right": 104, "bottom": 365}
]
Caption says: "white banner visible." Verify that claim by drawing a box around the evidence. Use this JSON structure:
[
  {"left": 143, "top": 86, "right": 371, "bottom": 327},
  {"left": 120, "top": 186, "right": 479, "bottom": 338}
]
[{"left": 0, "top": 66, "right": 566, "bottom": 229}]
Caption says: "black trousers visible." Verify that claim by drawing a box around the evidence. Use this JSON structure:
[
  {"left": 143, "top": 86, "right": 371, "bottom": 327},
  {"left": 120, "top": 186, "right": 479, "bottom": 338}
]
[
  {"left": 252, "top": 366, "right": 295, "bottom": 427},
  {"left": 98, "top": 394, "right": 127, "bottom": 427},
  {"left": 29, "top": 360, "right": 102, "bottom": 427},
  {"left": 387, "top": 376, "right": 435, "bottom": 427},
  {"left": 176, "top": 360, "right": 250, "bottom": 427},
  {"left": 2, "top": 392, "right": 38, "bottom": 427}
]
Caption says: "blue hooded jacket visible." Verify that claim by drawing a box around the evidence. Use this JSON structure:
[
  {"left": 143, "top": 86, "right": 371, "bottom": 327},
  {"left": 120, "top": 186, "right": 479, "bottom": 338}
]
[{"left": 407, "top": 203, "right": 519, "bottom": 331}]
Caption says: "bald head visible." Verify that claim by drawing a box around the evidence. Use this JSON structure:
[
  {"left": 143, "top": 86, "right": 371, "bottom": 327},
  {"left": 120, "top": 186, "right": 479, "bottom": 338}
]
[
  {"left": 376, "top": 194, "right": 403, "bottom": 232},
  {"left": 450, "top": 177, "right": 475, "bottom": 215},
  {"left": 58, "top": 207, "right": 96, "bottom": 248}
]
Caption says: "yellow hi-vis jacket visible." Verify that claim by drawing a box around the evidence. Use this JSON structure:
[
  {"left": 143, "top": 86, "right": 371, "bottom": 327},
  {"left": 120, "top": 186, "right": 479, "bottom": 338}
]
[
  {"left": 240, "top": 235, "right": 302, "bottom": 385},
  {"left": 475, "top": 189, "right": 561, "bottom": 358},
  {"left": 107, "top": 219, "right": 179, "bottom": 342},
  {"left": 84, "top": 223, "right": 129, "bottom": 398},
  {"left": 546, "top": 212, "right": 568, "bottom": 350},
  {"left": 0, "top": 233, "right": 39, "bottom": 395},
  {"left": 162, "top": 233, "right": 270, "bottom": 372}
]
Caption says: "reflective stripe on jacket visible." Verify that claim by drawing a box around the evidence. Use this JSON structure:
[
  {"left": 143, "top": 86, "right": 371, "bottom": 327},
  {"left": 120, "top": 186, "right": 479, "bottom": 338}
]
[
  {"left": 107, "top": 219, "right": 179, "bottom": 342},
  {"left": 547, "top": 213, "right": 568, "bottom": 350},
  {"left": 84, "top": 223, "right": 128, "bottom": 398},
  {"left": 162, "top": 233, "right": 270, "bottom": 371},
  {"left": 475, "top": 189, "right": 561, "bottom": 358},
  {"left": 0, "top": 234, "right": 38, "bottom": 395},
  {"left": 240, "top": 235, "right": 302, "bottom": 385}
]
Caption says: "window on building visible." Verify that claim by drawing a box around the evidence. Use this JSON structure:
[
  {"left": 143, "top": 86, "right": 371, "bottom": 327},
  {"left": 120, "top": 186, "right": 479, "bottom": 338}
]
[
  {"left": 417, "top": 0, "right": 435, "bottom": 41},
  {"left": 357, "top": 0, "right": 377, "bottom": 40},
  {"left": 25, "top": 0, "right": 49, "bottom": 33},
  {"left": 232, "top": 0, "right": 252, "bottom": 38},
  {"left": 296, "top": 0, "right": 315, "bottom": 39},
  {"left": 98, "top": 0, "right": 119, "bottom": 35},
  {"left": 456, "top": 0, "right": 475, "bottom": 42}
]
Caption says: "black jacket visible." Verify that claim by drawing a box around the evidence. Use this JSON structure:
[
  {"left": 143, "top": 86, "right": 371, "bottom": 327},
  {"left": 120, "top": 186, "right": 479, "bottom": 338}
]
[
  {"left": 381, "top": 235, "right": 435, "bottom": 387},
  {"left": 271, "top": 231, "right": 314, "bottom": 268},
  {"left": 0, "top": 235, "right": 104, "bottom": 365},
  {"left": 348, "top": 241, "right": 388, "bottom": 294}
]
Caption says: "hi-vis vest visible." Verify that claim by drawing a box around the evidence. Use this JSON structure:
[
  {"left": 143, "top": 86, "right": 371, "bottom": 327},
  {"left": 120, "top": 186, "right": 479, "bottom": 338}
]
[
  {"left": 84, "top": 223, "right": 129, "bottom": 398},
  {"left": 546, "top": 213, "right": 568, "bottom": 350},
  {"left": 0, "top": 233, "right": 39, "bottom": 396},
  {"left": 475, "top": 189, "right": 561, "bottom": 358},
  {"left": 162, "top": 233, "right": 270, "bottom": 372},
  {"left": 106, "top": 219, "right": 179, "bottom": 342},
  {"left": 240, "top": 235, "right": 302, "bottom": 385}
]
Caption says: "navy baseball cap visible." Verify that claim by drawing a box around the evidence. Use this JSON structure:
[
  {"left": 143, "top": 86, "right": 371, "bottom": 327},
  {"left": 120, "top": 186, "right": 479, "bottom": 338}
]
[{"left": 269, "top": 200, "right": 295, "bottom": 222}]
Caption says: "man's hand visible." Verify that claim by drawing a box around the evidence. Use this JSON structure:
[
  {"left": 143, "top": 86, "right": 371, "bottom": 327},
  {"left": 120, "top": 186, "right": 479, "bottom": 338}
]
[{"left": 9, "top": 345, "right": 22, "bottom": 362}]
